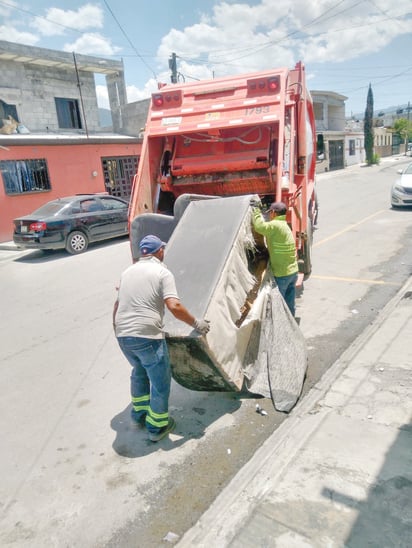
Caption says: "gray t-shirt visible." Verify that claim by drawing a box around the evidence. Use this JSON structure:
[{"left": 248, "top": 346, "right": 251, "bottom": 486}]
[{"left": 115, "top": 256, "right": 178, "bottom": 339}]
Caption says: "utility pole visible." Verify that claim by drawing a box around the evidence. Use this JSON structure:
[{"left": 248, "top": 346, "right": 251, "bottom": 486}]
[{"left": 169, "top": 53, "right": 177, "bottom": 84}]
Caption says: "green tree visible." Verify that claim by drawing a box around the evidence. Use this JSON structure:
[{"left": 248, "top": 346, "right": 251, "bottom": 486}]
[
  {"left": 393, "top": 118, "right": 412, "bottom": 154},
  {"left": 364, "top": 84, "right": 374, "bottom": 165}
]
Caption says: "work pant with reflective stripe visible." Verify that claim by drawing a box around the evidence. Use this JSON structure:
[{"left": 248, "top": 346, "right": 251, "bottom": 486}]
[{"left": 117, "top": 336, "right": 171, "bottom": 433}]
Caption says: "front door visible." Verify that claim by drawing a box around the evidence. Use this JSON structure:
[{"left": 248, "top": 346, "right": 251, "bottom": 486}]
[
  {"left": 329, "top": 140, "right": 344, "bottom": 171},
  {"left": 102, "top": 156, "right": 138, "bottom": 199}
]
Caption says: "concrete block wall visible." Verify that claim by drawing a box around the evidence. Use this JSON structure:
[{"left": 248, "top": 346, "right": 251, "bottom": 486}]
[
  {"left": 0, "top": 60, "right": 100, "bottom": 133},
  {"left": 106, "top": 71, "right": 127, "bottom": 133},
  {"left": 120, "top": 98, "right": 150, "bottom": 137}
]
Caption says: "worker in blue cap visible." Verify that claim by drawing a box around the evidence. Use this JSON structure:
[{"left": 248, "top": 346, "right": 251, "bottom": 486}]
[{"left": 113, "top": 235, "right": 210, "bottom": 442}]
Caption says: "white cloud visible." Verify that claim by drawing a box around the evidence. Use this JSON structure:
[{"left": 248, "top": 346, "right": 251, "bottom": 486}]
[
  {"left": 0, "top": 25, "right": 39, "bottom": 45},
  {"left": 156, "top": 1, "right": 302, "bottom": 77},
  {"left": 31, "top": 4, "right": 104, "bottom": 37},
  {"left": 155, "top": 0, "right": 412, "bottom": 78},
  {"left": 96, "top": 80, "right": 159, "bottom": 109},
  {"left": 0, "top": 0, "right": 18, "bottom": 17},
  {"left": 63, "top": 33, "right": 121, "bottom": 56},
  {"left": 300, "top": 14, "right": 412, "bottom": 63},
  {"left": 126, "top": 80, "right": 159, "bottom": 103}
]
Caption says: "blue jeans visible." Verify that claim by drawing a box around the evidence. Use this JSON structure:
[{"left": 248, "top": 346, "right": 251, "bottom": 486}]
[
  {"left": 117, "top": 337, "right": 171, "bottom": 434},
  {"left": 274, "top": 273, "right": 298, "bottom": 316}
]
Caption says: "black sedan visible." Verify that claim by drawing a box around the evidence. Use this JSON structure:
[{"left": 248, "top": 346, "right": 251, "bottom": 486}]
[{"left": 13, "top": 194, "right": 129, "bottom": 254}]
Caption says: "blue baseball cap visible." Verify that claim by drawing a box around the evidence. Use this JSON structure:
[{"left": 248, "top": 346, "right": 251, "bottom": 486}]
[
  {"left": 139, "top": 234, "right": 167, "bottom": 255},
  {"left": 269, "top": 201, "right": 287, "bottom": 214}
]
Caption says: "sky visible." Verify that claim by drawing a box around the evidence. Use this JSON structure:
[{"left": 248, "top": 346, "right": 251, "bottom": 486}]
[{"left": 0, "top": 0, "right": 411, "bottom": 117}]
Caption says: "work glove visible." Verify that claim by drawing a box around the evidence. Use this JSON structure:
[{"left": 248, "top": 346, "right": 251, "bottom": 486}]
[
  {"left": 249, "top": 196, "right": 262, "bottom": 208},
  {"left": 193, "top": 318, "right": 210, "bottom": 335}
]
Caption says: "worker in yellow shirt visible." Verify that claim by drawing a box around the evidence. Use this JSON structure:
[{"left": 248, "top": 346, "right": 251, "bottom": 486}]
[{"left": 252, "top": 201, "right": 298, "bottom": 317}]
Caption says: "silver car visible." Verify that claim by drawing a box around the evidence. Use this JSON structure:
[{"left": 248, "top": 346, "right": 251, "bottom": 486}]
[{"left": 391, "top": 163, "right": 412, "bottom": 208}]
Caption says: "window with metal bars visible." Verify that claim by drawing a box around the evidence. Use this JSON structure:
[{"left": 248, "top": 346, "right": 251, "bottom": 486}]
[
  {"left": 101, "top": 156, "right": 138, "bottom": 199},
  {"left": 0, "top": 158, "right": 51, "bottom": 194}
]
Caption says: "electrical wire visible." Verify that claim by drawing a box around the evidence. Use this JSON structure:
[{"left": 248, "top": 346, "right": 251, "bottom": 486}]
[
  {"left": 102, "top": 0, "right": 157, "bottom": 80},
  {"left": 177, "top": 0, "right": 363, "bottom": 64},
  {"left": 0, "top": 0, "right": 92, "bottom": 35},
  {"left": 0, "top": 0, "right": 159, "bottom": 77},
  {"left": 175, "top": 5, "right": 409, "bottom": 67}
]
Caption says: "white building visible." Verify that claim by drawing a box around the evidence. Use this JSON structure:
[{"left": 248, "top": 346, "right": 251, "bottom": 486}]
[{"left": 311, "top": 90, "right": 365, "bottom": 171}]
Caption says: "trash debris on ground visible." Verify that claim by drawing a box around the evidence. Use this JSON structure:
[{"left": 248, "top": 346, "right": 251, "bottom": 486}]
[
  {"left": 255, "top": 404, "right": 268, "bottom": 416},
  {"left": 163, "top": 531, "right": 180, "bottom": 543}
]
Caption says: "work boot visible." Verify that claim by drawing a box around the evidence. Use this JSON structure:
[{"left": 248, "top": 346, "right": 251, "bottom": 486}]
[
  {"left": 149, "top": 417, "right": 176, "bottom": 442},
  {"left": 131, "top": 414, "right": 146, "bottom": 429}
]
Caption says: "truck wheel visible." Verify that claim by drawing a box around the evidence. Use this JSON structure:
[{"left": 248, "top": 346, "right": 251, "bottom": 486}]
[
  {"left": 302, "top": 218, "right": 312, "bottom": 276},
  {"left": 66, "top": 231, "right": 88, "bottom": 254}
]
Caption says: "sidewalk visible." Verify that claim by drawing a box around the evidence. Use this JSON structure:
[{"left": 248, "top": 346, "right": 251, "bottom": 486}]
[
  {"left": 178, "top": 277, "right": 412, "bottom": 547},
  {"left": 0, "top": 241, "right": 20, "bottom": 251},
  {"left": 0, "top": 241, "right": 34, "bottom": 261}
]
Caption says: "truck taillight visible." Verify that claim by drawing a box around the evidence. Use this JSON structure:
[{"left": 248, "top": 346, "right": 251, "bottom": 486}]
[
  {"left": 153, "top": 94, "right": 164, "bottom": 107},
  {"left": 247, "top": 76, "right": 281, "bottom": 95},
  {"left": 30, "top": 222, "right": 47, "bottom": 232},
  {"left": 268, "top": 77, "right": 280, "bottom": 92},
  {"left": 152, "top": 90, "right": 182, "bottom": 109}
]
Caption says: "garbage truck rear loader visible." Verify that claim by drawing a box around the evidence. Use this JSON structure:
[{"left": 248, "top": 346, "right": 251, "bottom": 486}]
[
  {"left": 128, "top": 62, "right": 314, "bottom": 410},
  {"left": 129, "top": 61, "right": 317, "bottom": 273}
]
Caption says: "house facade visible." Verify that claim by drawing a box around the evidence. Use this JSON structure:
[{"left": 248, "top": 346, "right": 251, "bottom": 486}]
[
  {"left": 0, "top": 40, "right": 142, "bottom": 242},
  {"left": 0, "top": 134, "right": 140, "bottom": 242},
  {"left": 373, "top": 126, "right": 393, "bottom": 158},
  {"left": 311, "top": 90, "right": 365, "bottom": 171},
  {"left": 0, "top": 40, "right": 129, "bottom": 134}
]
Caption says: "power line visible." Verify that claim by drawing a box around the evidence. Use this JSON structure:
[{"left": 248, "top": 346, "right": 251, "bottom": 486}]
[
  {"left": 113, "top": 6, "right": 410, "bottom": 68},
  {"left": 179, "top": 0, "right": 364, "bottom": 64},
  {"left": 102, "top": 0, "right": 157, "bottom": 80},
  {"left": 0, "top": 0, "right": 90, "bottom": 36},
  {"left": 174, "top": 6, "right": 409, "bottom": 67},
  {"left": 0, "top": 0, "right": 159, "bottom": 79}
]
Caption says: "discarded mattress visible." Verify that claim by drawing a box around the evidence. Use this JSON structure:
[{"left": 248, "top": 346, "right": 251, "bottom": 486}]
[
  {"left": 163, "top": 194, "right": 257, "bottom": 391},
  {"left": 162, "top": 195, "right": 307, "bottom": 410}
]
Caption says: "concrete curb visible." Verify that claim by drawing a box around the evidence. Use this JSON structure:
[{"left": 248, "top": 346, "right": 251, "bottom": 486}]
[
  {"left": 0, "top": 242, "right": 22, "bottom": 251},
  {"left": 177, "top": 275, "right": 412, "bottom": 546}
]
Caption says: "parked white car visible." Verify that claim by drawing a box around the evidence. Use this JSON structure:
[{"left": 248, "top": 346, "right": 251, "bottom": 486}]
[{"left": 391, "top": 163, "right": 412, "bottom": 208}]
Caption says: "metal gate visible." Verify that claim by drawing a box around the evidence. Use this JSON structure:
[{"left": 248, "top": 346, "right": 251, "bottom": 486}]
[
  {"left": 101, "top": 156, "right": 138, "bottom": 199},
  {"left": 328, "top": 140, "right": 344, "bottom": 171}
]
